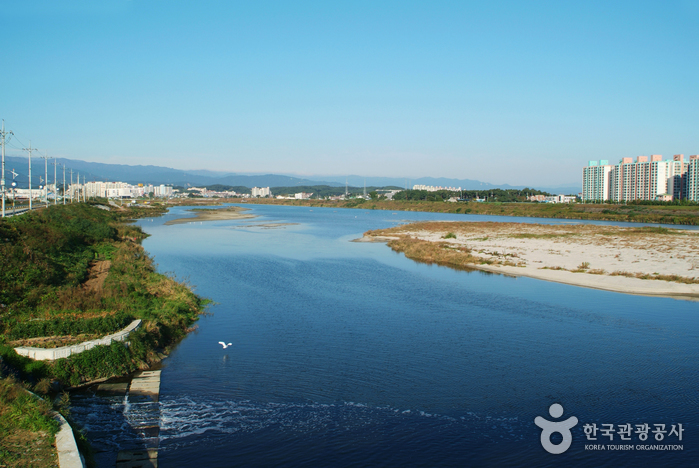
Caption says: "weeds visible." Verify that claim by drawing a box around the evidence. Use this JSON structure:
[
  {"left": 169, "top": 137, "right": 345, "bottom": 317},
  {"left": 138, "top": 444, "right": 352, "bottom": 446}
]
[
  {"left": 0, "top": 376, "right": 59, "bottom": 468},
  {"left": 0, "top": 203, "right": 208, "bottom": 389}
]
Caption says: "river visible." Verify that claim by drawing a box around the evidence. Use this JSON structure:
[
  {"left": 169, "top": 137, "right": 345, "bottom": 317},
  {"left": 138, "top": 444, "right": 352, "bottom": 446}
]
[{"left": 71, "top": 204, "right": 698, "bottom": 467}]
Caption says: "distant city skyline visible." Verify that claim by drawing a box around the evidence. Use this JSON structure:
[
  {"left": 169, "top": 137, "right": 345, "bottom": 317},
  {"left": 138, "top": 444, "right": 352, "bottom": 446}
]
[{"left": 3, "top": 1, "right": 698, "bottom": 187}]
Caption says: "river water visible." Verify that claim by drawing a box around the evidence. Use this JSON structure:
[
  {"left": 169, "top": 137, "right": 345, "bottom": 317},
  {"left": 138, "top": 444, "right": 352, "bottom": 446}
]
[{"left": 71, "top": 204, "right": 698, "bottom": 467}]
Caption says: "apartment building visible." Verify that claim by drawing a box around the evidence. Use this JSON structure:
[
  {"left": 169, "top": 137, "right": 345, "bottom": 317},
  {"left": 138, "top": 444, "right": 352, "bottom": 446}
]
[
  {"left": 583, "top": 154, "right": 692, "bottom": 202},
  {"left": 582, "top": 160, "right": 613, "bottom": 201},
  {"left": 412, "top": 185, "right": 462, "bottom": 192},
  {"left": 251, "top": 186, "right": 271, "bottom": 197},
  {"left": 76, "top": 181, "right": 174, "bottom": 199},
  {"left": 687, "top": 155, "right": 699, "bottom": 201}
]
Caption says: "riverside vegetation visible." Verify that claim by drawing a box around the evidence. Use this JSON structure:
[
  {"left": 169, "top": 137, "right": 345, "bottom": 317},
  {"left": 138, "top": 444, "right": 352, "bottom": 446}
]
[
  {"left": 236, "top": 194, "right": 699, "bottom": 225},
  {"left": 0, "top": 202, "right": 208, "bottom": 467}
]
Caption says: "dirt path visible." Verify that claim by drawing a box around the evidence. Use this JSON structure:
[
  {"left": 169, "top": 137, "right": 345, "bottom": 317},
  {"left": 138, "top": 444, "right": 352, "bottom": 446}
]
[{"left": 84, "top": 260, "right": 112, "bottom": 293}]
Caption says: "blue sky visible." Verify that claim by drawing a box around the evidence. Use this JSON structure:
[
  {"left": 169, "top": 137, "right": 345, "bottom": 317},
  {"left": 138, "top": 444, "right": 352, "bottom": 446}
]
[{"left": 2, "top": 1, "right": 698, "bottom": 186}]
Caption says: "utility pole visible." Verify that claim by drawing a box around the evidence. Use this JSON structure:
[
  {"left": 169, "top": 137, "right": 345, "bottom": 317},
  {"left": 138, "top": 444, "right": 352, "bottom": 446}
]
[
  {"left": 77, "top": 173, "right": 80, "bottom": 203},
  {"left": 70, "top": 169, "right": 73, "bottom": 203},
  {"left": 42, "top": 152, "right": 49, "bottom": 207},
  {"left": 52, "top": 159, "right": 57, "bottom": 205},
  {"left": 62, "top": 164, "right": 66, "bottom": 205},
  {"left": 1, "top": 120, "right": 13, "bottom": 218},
  {"left": 23, "top": 142, "right": 35, "bottom": 210}
]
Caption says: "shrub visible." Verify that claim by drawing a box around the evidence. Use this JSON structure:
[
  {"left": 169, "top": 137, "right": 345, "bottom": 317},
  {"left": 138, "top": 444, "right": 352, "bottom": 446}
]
[
  {"left": 0, "top": 345, "right": 49, "bottom": 381},
  {"left": 9, "top": 314, "right": 134, "bottom": 340}
]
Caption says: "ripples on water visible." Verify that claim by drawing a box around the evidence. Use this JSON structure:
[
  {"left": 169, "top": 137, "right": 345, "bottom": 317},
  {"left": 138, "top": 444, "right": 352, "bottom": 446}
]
[{"left": 157, "top": 394, "right": 529, "bottom": 467}]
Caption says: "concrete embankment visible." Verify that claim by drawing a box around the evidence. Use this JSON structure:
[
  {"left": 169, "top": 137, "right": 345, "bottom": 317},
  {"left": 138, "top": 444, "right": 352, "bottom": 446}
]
[{"left": 55, "top": 410, "right": 86, "bottom": 468}]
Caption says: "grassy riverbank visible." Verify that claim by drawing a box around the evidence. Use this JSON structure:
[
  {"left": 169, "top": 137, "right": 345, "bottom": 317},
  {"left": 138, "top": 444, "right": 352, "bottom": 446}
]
[
  {"left": 0, "top": 202, "right": 207, "bottom": 466},
  {"left": 233, "top": 198, "right": 699, "bottom": 225},
  {"left": 0, "top": 377, "right": 59, "bottom": 467}
]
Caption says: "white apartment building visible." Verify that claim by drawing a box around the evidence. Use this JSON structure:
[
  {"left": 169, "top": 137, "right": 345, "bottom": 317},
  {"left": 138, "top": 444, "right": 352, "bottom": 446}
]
[
  {"left": 582, "top": 160, "right": 613, "bottom": 201},
  {"left": 153, "top": 184, "right": 173, "bottom": 197},
  {"left": 71, "top": 181, "right": 174, "bottom": 199},
  {"left": 412, "top": 185, "right": 462, "bottom": 192},
  {"left": 251, "top": 186, "right": 271, "bottom": 197}
]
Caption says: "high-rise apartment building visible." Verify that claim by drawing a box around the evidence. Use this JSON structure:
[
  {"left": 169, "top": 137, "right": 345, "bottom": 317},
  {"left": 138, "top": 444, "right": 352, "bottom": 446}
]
[
  {"left": 583, "top": 154, "right": 690, "bottom": 202},
  {"left": 581, "top": 160, "right": 612, "bottom": 201},
  {"left": 687, "top": 155, "right": 699, "bottom": 201}
]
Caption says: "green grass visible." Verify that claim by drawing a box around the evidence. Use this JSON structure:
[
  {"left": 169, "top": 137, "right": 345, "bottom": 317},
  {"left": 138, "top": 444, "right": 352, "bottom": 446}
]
[{"left": 0, "top": 377, "right": 59, "bottom": 468}]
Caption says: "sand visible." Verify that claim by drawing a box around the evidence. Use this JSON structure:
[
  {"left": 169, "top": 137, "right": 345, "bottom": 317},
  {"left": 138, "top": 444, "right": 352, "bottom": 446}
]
[
  {"left": 164, "top": 206, "right": 256, "bottom": 225},
  {"left": 362, "top": 221, "right": 699, "bottom": 299}
]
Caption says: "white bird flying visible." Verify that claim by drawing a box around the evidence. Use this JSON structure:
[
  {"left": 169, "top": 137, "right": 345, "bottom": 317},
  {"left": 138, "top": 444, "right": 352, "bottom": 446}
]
[{"left": 218, "top": 342, "right": 232, "bottom": 349}]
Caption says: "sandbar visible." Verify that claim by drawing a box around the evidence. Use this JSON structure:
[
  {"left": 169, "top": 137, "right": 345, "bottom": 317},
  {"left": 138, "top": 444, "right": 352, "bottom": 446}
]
[
  {"left": 165, "top": 206, "right": 256, "bottom": 225},
  {"left": 362, "top": 221, "right": 699, "bottom": 299}
]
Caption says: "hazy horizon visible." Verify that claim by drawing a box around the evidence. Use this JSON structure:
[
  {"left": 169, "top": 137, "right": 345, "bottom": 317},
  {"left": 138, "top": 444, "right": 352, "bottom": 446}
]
[{"left": 3, "top": 1, "right": 698, "bottom": 187}]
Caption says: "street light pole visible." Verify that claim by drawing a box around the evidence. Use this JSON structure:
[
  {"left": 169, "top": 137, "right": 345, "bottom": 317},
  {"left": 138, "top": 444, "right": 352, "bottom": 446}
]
[
  {"left": 10, "top": 169, "right": 17, "bottom": 215},
  {"left": 11, "top": 181, "right": 16, "bottom": 215}
]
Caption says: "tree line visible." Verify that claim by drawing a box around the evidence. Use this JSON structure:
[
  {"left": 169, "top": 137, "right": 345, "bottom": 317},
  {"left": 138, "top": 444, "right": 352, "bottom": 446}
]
[{"left": 392, "top": 188, "right": 552, "bottom": 202}]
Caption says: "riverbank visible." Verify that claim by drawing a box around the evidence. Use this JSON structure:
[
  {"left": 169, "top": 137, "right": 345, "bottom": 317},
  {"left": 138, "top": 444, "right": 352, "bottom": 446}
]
[
  {"left": 227, "top": 198, "right": 699, "bottom": 225},
  {"left": 164, "top": 206, "right": 255, "bottom": 225},
  {"left": 362, "top": 221, "right": 699, "bottom": 299},
  {"left": 0, "top": 202, "right": 208, "bottom": 467}
]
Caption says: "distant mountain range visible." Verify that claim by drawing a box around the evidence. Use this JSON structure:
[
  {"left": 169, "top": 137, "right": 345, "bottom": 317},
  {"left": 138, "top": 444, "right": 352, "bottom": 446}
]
[{"left": 1, "top": 156, "right": 580, "bottom": 195}]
